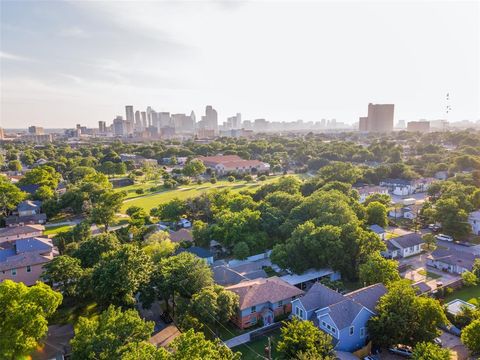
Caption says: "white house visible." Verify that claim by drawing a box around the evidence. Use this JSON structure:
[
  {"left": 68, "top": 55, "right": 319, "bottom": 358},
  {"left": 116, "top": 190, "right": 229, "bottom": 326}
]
[
  {"left": 382, "top": 233, "right": 424, "bottom": 259},
  {"left": 427, "top": 248, "right": 479, "bottom": 275},
  {"left": 468, "top": 210, "right": 480, "bottom": 236},
  {"left": 355, "top": 185, "right": 389, "bottom": 203},
  {"left": 369, "top": 225, "right": 386, "bottom": 240},
  {"left": 178, "top": 218, "right": 192, "bottom": 228}
]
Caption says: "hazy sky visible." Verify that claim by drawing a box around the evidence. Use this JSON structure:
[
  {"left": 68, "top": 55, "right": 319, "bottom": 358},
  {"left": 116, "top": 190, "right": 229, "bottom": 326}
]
[{"left": 1, "top": 0, "right": 479, "bottom": 128}]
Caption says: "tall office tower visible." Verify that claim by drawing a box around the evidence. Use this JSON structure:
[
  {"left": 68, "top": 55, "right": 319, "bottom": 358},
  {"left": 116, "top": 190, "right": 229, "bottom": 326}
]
[
  {"left": 134, "top": 111, "right": 142, "bottom": 131},
  {"left": 254, "top": 118, "right": 268, "bottom": 131},
  {"left": 366, "top": 103, "right": 394, "bottom": 132},
  {"left": 146, "top": 106, "right": 153, "bottom": 127},
  {"left": 359, "top": 117, "right": 368, "bottom": 131},
  {"left": 125, "top": 105, "right": 134, "bottom": 135},
  {"left": 190, "top": 111, "right": 196, "bottom": 127},
  {"left": 201, "top": 105, "right": 218, "bottom": 133},
  {"left": 159, "top": 112, "right": 171, "bottom": 128},
  {"left": 98, "top": 121, "right": 106, "bottom": 133},
  {"left": 151, "top": 111, "right": 159, "bottom": 129},
  {"left": 0, "top": 127, "right": 4, "bottom": 140},
  {"left": 227, "top": 113, "right": 241, "bottom": 129},
  {"left": 113, "top": 116, "right": 126, "bottom": 136},
  {"left": 28, "top": 126, "right": 45, "bottom": 135},
  {"left": 141, "top": 112, "right": 147, "bottom": 129}
]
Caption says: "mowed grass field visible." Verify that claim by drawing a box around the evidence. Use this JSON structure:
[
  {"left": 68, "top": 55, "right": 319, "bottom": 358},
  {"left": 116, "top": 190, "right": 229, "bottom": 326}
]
[
  {"left": 120, "top": 175, "right": 301, "bottom": 213},
  {"left": 445, "top": 284, "right": 480, "bottom": 306}
]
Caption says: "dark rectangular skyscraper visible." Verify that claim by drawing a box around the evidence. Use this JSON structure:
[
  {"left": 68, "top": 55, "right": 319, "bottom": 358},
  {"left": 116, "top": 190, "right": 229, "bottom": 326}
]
[{"left": 358, "top": 103, "right": 394, "bottom": 132}]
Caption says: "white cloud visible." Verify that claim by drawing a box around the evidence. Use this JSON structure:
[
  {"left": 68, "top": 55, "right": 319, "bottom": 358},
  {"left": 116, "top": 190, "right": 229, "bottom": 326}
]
[
  {"left": 0, "top": 51, "right": 31, "bottom": 62},
  {"left": 59, "top": 26, "right": 89, "bottom": 38}
]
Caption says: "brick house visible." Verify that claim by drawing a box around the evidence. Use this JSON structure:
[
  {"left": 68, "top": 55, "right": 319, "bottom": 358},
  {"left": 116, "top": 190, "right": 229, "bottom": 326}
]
[{"left": 226, "top": 276, "right": 304, "bottom": 329}]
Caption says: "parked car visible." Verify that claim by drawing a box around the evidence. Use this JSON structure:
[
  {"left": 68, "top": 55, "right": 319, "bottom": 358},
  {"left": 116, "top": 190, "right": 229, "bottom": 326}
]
[
  {"left": 428, "top": 224, "right": 441, "bottom": 232},
  {"left": 434, "top": 337, "right": 442, "bottom": 346},
  {"left": 439, "top": 323, "right": 461, "bottom": 336},
  {"left": 435, "top": 234, "right": 453, "bottom": 242},
  {"left": 388, "top": 346, "right": 413, "bottom": 358}
]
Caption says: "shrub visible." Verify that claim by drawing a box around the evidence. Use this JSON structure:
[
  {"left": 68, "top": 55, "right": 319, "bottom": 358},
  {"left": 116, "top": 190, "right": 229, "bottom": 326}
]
[
  {"left": 227, "top": 176, "right": 235, "bottom": 182},
  {"left": 210, "top": 177, "right": 217, "bottom": 184},
  {"left": 135, "top": 189, "right": 144, "bottom": 194},
  {"left": 258, "top": 175, "right": 267, "bottom": 181}
]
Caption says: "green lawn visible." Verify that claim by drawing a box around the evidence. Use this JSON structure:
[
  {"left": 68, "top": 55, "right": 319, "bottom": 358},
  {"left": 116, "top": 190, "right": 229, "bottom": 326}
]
[
  {"left": 121, "top": 175, "right": 297, "bottom": 213},
  {"left": 445, "top": 285, "right": 480, "bottom": 306},
  {"left": 50, "top": 299, "right": 101, "bottom": 325},
  {"left": 114, "top": 180, "right": 160, "bottom": 200},
  {"left": 44, "top": 224, "right": 74, "bottom": 236},
  {"left": 232, "top": 330, "right": 281, "bottom": 360}
]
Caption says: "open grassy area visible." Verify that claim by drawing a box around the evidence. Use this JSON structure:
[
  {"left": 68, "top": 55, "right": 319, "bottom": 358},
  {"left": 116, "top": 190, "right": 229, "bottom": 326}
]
[
  {"left": 232, "top": 330, "right": 281, "bottom": 360},
  {"left": 50, "top": 299, "right": 101, "bottom": 325},
  {"left": 44, "top": 224, "right": 74, "bottom": 236},
  {"left": 445, "top": 285, "right": 480, "bottom": 306},
  {"left": 114, "top": 180, "right": 161, "bottom": 200},
  {"left": 120, "top": 175, "right": 298, "bottom": 213}
]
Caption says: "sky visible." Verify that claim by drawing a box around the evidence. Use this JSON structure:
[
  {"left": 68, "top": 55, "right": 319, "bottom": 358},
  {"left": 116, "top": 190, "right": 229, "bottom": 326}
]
[{"left": 0, "top": 0, "right": 479, "bottom": 129}]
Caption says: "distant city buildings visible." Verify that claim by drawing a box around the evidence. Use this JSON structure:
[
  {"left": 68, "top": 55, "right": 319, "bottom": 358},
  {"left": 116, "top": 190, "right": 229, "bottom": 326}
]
[
  {"left": 358, "top": 103, "right": 394, "bottom": 133},
  {"left": 407, "top": 120, "right": 430, "bottom": 133},
  {"left": 28, "top": 126, "right": 44, "bottom": 135}
]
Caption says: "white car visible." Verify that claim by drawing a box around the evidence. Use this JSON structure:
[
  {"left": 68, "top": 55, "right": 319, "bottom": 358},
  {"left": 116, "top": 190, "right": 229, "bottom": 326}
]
[{"left": 435, "top": 234, "right": 453, "bottom": 242}]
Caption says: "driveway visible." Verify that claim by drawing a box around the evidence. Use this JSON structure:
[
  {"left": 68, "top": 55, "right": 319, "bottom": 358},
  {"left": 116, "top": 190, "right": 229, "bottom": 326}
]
[{"left": 439, "top": 331, "right": 470, "bottom": 360}]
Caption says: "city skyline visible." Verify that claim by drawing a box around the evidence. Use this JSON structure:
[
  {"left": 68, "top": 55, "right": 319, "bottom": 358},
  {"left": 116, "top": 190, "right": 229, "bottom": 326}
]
[{"left": 1, "top": 1, "right": 479, "bottom": 128}]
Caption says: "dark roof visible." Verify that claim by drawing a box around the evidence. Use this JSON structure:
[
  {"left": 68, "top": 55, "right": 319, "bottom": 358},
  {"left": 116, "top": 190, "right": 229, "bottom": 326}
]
[
  {"left": 17, "top": 200, "right": 42, "bottom": 212},
  {"left": 0, "top": 224, "right": 45, "bottom": 237},
  {"left": 381, "top": 178, "right": 414, "bottom": 186},
  {"left": 325, "top": 299, "right": 364, "bottom": 330},
  {"left": 345, "top": 283, "right": 387, "bottom": 313},
  {"left": 213, "top": 265, "right": 267, "bottom": 287},
  {"left": 298, "top": 282, "right": 345, "bottom": 312},
  {"left": 429, "top": 248, "right": 478, "bottom": 270},
  {"left": 16, "top": 237, "right": 53, "bottom": 253},
  {"left": 18, "top": 184, "right": 40, "bottom": 194},
  {"left": 5, "top": 213, "right": 47, "bottom": 226},
  {"left": 413, "top": 281, "right": 432, "bottom": 295},
  {"left": 390, "top": 233, "right": 423, "bottom": 249},
  {"left": 177, "top": 246, "right": 213, "bottom": 259},
  {"left": 369, "top": 225, "right": 385, "bottom": 234},
  {"left": 386, "top": 240, "right": 400, "bottom": 251}
]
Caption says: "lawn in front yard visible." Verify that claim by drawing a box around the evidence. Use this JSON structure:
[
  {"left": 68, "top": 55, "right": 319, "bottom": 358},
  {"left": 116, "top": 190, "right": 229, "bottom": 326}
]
[
  {"left": 232, "top": 329, "right": 281, "bottom": 360},
  {"left": 445, "top": 285, "right": 480, "bottom": 306},
  {"left": 44, "top": 224, "right": 73, "bottom": 236}
]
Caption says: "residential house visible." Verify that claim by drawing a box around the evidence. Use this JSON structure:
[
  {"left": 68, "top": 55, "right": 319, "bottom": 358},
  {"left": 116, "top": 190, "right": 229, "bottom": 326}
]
[
  {"left": 226, "top": 277, "right": 304, "bottom": 329},
  {"left": 291, "top": 283, "right": 387, "bottom": 352},
  {"left": 382, "top": 233, "right": 424, "bottom": 259},
  {"left": 434, "top": 171, "right": 449, "bottom": 181},
  {"left": 149, "top": 324, "right": 181, "bottom": 348},
  {"left": 176, "top": 246, "right": 214, "bottom": 265},
  {"left": 0, "top": 224, "right": 45, "bottom": 244},
  {"left": 197, "top": 155, "right": 270, "bottom": 176},
  {"left": 18, "top": 183, "right": 40, "bottom": 195},
  {"left": 0, "top": 237, "right": 58, "bottom": 285},
  {"left": 427, "top": 248, "right": 479, "bottom": 275},
  {"left": 213, "top": 264, "right": 267, "bottom": 286},
  {"left": 380, "top": 178, "right": 435, "bottom": 196},
  {"left": 120, "top": 153, "right": 158, "bottom": 167},
  {"left": 468, "top": 210, "right": 480, "bottom": 236},
  {"left": 177, "top": 218, "right": 192, "bottom": 228},
  {"left": 369, "top": 225, "right": 386, "bottom": 240},
  {"left": 355, "top": 185, "right": 389, "bottom": 203},
  {"left": 5, "top": 200, "right": 47, "bottom": 227},
  {"left": 388, "top": 205, "right": 421, "bottom": 220},
  {"left": 168, "top": 228, "right": 193, "bottom": 243}
]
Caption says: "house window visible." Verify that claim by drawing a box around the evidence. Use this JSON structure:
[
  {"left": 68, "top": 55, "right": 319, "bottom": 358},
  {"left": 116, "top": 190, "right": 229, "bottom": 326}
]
[
  {"left": 360, "top": 327, "right": 365, "bottom": 338},
  {"left": 326, "top": 324, "right": 331, "bottom": 330},
  {"left": 299, "top": 309, "right": 304, "bottom": 318},
  {"left": 26, "top": 265, "right": 31, "bottom": 273},
  {"left": 11, "top": 268, "right": 17, "bottom": 276},
  {"left": 250, "top": 317, "right": 257, "bottom": 325},
  {"left": 251, "top": 306, "right": 256, "bottom": 314},
  {"left": 332, "top": 327, "right": 336, "bottom": 334},
  {"left": 322, "top": 321, "right": 326, "bottom": 328},
  {"left": 349, "top": 326, "right": 354, "bottom": 336},
  {"left": 278, "top": 300, "right": 283, "bottom": 306}
]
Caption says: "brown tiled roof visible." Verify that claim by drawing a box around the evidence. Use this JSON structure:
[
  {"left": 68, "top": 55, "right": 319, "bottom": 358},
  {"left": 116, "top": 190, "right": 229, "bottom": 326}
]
[
  {"left": 149, "top": 325, "right": 181, "bottom": 348},
  {"left": 226, "top": 276, "right": 304, "bottom": 310},
  {"left": 0, "top": 251, "right": 54, "bottom": 271}
]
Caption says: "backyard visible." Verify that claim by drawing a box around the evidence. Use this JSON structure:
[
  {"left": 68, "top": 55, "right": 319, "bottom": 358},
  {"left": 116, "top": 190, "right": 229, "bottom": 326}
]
[
  {"left": 232, "top": 329, "right": 281, "bottom": 360},
  {"left": 445, "top": 285, "right": 480, "bottom": 306}
]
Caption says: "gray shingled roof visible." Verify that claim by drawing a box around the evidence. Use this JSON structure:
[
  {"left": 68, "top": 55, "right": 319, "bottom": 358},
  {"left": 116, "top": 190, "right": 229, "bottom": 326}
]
[
  {"left": 390, "top": 233, "right": 423, "bottom": 249},
  {"left": 16, "top": 237, "right": 53, "bottom": 254},
  {"left": 369, "top": 225, "right": 385, "bottom": 234},
  {"left": 429, "top": 248, "right": 478, "bottom": 270},
  {"left": 326, "top": 299, "right": 364, "bottom": 330},
  {"left": 298, "top": 283, "right": 345, "bottom": 312},
  {"left": 17, "top": 200, "right": 42, "bottom": 212},
  {"left": 345, "top": 283, "right": 387, "bottom": 313}
]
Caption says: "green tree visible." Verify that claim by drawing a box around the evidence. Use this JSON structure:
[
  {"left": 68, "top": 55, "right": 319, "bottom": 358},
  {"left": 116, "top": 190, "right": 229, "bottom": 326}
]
[
  {"left": 359, "top": 252, "right": 400, "bottom": 286},
  {"left": 70, "top": 305, "right": 154, "bottom": 360},
  {"left": 434, "top": 197, "right": 471, "bottom": 238},
  {"left": 143, "top": 232, "right": 178, "bottom": 261},
  {"left": 151, "top": 198, "right": 187, "bottom": 222},
  {"left": 461, "top": 319, "right": 480, "bottom": 354},
  {"left": 0, "top": 280, "right": 62, "bottom": 359},
  {"left": 0, "top": 177, "right": 26, "bottom": 216},
  {"left": 317, "top": 161, "right": 362, "bottom": 184},
  {"left": 365, "top": 201, "right": 388, "bottom": 227},
  {"left": 7, "top": 159, "right": 22, "bottom": 171},
  {"left": 91, "top": 244, "right": 153, "bottom": 307},
  {"left": 183, "top": 159, "right": 206, "bottom": 177},
  {"left": 364, "top": 193, "right": 392, "bottom": 207},
  {"left": 89, "top": 191, "right": 125, "bottom": 232},
  {"left": 18, "top": 165, "right": 60, "bottom": 191},
  {"left": 412, "top": 342, "right": 450, "bottom": 360},
  {"left": 41, "top": 255, "right": 84, "bottom": 297},
  {"left": 192, "top": 220, "right": 211, "bottom": 247},
  {"left": 277, "top": 317, "right": 334, "bottom": 360},
  {"left": 73, "top": 232, "right": 120, "bottom": 267},
  {"left": 462, "top": 270, "right": 478, "bottom": 287},
  {"left": 368, "top": 280, "right": 447, "bottom": 347},
  {"left": 422, "top": 233, "right": 436, "bottom": 250},
  {"left": 233, "top": 241, "right": 250, "bottom": 259}
]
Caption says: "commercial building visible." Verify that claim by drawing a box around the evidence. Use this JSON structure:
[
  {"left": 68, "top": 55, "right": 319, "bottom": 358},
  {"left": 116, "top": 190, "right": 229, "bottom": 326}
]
[
  {"left": 358, "top": 103, "right": 394, "bottom": 132},
  {"left": 28, "top": 126, "right": 45, "bottom": 135},
  {"left": 407, "top": 121, "right": 430, "bottom": 133}
]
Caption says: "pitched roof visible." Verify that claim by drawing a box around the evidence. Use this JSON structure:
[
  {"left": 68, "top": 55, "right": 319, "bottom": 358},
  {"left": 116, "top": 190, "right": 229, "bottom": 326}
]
[
  {"left": 381, "top": 178, "right": 414, "bottom": 186},
  {"left": 428, "top": 248, "right": 478, "bottom": 270},
  {"left": 149, "top": 325, "right": 181, "bottom": 348},
  {"left": 213, "top": 265, "right": 267, "bottom": 286},
  {"left": 17, "top": 200, "right": 42, "bottom": 212},
  {"left": 5, "top": 213, "right": 47, "bottom": 226},
  {"left": 226, "top": 276, "right": 304, "bottom": 310},
  {"left": 0, "top": 250, "right": 53, "bottom": 271},
  {"left": 324, "top": 299, "right": 364, "bottom": 330},
  {"left": 18, "top": 184, "right": 40, "bottom": 194},
  {"left": 0, "top": 224, "right": 45, "bottom": 238},
  {"left": 169, "top": 228, "right": 193, "bottom": 243},
  {"left": 345, "top": 283, "right": 387, "bottom": 313},
  {"left": 177, "top": 246, "right": 213, "bottom": 259},
  {"left": 297, "top": 282, "right": 345, "bottom": 312},
  {"left": 369, "top": 225, "right": 385, "bottom": 234},
  {"left": 389, "top": 233, "right": 423, "bottom": 249},
  {"left": 16, "top": 237, "right": 53, "bottom": 253}
]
